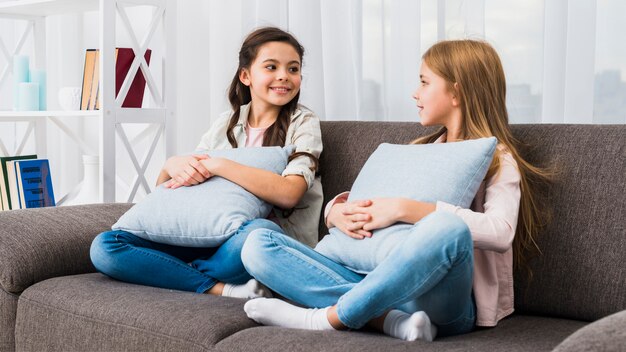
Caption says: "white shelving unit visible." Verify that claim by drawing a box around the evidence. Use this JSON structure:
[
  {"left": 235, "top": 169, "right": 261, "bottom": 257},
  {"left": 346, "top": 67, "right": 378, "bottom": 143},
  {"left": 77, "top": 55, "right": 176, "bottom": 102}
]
[{"left": 0, "top": 0, "right": 177, "bottom": 204}]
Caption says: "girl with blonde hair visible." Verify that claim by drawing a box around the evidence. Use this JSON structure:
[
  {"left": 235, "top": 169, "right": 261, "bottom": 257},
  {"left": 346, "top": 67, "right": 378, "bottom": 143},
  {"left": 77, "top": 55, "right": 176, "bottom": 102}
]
[{"left": 240, "top": 39, "right": 552, "bottom": 341}]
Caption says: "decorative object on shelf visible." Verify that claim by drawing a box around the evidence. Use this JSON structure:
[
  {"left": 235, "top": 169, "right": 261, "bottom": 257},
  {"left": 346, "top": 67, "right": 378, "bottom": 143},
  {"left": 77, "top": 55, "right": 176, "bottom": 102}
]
[
  {"left": 30, "top": 69, "right": 47, "bottom": 110},
  {"left": 11, "top": 55, "right": 46, "bottom": 111},
  {"left": 66, "top": 155, "right": 100, "bottom": 205},
  {"left": 58, "top": 86, "right": 82, "bottom": 111},
  {"left": 80, "top": 48, "right": 152, "bottom": 110},
  {"left": 13, "top": 55, "right": 30, "bottom": 110},
  {"left": 17, "top": 82, "right": 39, "bottom": 111}
]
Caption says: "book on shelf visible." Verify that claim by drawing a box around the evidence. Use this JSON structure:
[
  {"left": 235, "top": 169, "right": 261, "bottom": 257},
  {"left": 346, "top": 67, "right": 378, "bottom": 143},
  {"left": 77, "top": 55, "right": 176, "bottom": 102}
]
[
  {"left": 80, "top": 49, "right": 97, "bottom": 110},
  {"left": 80, "top": 47, "right": 152, "bottom": 110},
  {"left": 14, "top": 159, "right": 55, "bottom": 209},
  {"left": 0, "top": 154, "right": 37, "bottom": 211},
  {"left": 89, "top": 48, "right": 100, "bottom": 110}
]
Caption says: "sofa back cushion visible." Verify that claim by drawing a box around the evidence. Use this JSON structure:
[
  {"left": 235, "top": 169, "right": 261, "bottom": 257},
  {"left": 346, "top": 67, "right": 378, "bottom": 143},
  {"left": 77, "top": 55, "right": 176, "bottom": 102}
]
[
  {"left": 508, "top": 124, "right": 625, "bottom": 322},
  {"left": 318, "top": 122, "right": 625, "bottom": 322}
]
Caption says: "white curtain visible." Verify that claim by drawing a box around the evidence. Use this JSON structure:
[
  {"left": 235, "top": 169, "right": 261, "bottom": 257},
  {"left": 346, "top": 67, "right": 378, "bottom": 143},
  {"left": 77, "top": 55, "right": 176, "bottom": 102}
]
[
  {"left": 5, "top": 0, "right": 622, "bottom": 154},
  {"left": 178, "top": 0, "right": 624, "bottom": 152},
  {"left": 1, "top": 0, "right": 625, "bottom": 200}
]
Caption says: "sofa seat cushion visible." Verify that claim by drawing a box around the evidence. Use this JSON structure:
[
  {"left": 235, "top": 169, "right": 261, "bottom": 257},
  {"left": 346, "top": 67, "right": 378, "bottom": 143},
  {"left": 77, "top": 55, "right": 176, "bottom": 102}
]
[
  {"left": 15, "top": 273, "right": 256, "bottom": 352},
  {"left": 213, "top": 315, "right": 586, "bottom": 352}
]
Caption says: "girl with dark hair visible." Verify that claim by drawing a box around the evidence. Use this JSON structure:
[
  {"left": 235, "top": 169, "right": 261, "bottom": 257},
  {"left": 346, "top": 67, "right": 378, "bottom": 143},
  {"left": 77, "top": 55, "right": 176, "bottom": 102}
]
[{"left": 90, "top": 27, "right": 323, "bottom": 299}]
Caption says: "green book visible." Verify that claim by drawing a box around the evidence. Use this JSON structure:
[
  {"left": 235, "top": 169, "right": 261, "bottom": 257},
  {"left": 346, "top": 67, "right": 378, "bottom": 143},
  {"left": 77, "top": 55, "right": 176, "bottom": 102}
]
[{"left": 0, "top": 154, "right": 37, "bottom": 210}]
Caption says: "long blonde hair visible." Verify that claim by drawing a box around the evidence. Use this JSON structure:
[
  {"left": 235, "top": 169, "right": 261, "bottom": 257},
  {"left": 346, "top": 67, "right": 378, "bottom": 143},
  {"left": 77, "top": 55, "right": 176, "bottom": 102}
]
[{"left": 413, "top": 40, "right": 553, "bottom": 273}]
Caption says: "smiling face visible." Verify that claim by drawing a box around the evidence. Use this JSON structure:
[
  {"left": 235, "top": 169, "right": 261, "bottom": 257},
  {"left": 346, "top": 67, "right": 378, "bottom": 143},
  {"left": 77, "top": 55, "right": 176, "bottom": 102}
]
[
  {"left": 412, "top": 62, "right": 459, "bottom": 128},
  {"left": 239, "top": 41, "right": 302, "bottom": 113}
]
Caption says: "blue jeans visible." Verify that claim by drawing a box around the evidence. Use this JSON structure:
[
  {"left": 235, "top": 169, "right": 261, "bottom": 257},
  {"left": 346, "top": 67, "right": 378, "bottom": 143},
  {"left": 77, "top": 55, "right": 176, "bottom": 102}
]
[
  {"left": 90, "top": 218, "right": 282, "bottom": 293},
  {"left": 241, "top": 211, "right": 476, "bottom": 337}
]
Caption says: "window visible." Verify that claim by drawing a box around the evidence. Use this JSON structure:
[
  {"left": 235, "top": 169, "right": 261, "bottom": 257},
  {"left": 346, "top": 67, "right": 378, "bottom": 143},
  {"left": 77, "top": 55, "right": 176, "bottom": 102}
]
[{"left": 593, "top": 0, "right": 626, "bottom": 124}]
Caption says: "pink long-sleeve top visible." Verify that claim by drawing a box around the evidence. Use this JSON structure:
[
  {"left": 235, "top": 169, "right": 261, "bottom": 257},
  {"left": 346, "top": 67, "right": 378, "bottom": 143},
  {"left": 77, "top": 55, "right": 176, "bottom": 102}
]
[{"left": 324, "top": 133, "right": 521, "bottom": 327}]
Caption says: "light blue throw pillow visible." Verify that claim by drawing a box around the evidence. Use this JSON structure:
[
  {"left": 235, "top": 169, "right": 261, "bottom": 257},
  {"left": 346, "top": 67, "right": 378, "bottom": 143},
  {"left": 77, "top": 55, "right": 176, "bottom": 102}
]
[
  {"left": 315, "top": 137, "right": 497, "bottom": 273},
  {"left": 112, "top": 146, "right": 292, "bottom": 247}
]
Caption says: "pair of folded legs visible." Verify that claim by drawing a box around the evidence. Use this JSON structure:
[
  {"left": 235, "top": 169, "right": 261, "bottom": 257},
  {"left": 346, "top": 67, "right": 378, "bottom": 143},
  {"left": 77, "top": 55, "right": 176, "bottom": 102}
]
[
  {"left": 90, "top": 212, "right": 475, "bottom": 341},
  {"left": 90, "top": 219, "right": 278, "bottom": 299}
]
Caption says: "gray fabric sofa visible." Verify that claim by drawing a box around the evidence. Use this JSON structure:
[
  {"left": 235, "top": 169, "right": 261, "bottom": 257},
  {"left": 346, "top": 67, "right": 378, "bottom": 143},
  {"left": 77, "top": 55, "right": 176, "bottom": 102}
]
[{"left": 1, "top": 122, "right": 625, "bottom": 352}]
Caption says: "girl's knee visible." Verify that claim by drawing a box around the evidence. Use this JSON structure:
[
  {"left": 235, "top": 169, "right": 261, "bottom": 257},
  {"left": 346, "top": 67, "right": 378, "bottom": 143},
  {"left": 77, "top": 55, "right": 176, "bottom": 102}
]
[
  {"left": 425, "top": 211, "right": 470, "bottom": 235},
  {"left": 411, "top": 211, "right": 472, "bottom": 251},
  {"left": 90, "top": 232, "right": 112, "bottom": 272},
  {"left": 89, "top": 230, "right": 131, "bottom": 273},
  {"left": 244, "top": 218, "right": 283, "bottom": 233},
  {"left": 241, "top": 229, "right": 274, "bottom": 272},
  {"left": 91, "top": 231, "right": 114, "bottom": 255}
]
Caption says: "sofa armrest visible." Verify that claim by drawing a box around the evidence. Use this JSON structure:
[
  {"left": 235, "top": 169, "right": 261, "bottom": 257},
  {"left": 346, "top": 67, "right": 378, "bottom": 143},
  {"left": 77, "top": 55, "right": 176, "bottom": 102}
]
[
  {"left": 552, "top": 310, "right": 626, "bottom": 352},
  {"left": 0, "top": 203, "right": 132, "bottom": 294}
]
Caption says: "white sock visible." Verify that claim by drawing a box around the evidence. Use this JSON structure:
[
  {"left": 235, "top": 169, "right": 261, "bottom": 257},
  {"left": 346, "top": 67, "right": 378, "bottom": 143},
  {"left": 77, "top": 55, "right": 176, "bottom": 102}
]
[
  {"left": 244, "top": 298, "right": 335, "bottom": 331},
  {"left": 221, "top": 279, "right": 273, "bottom": 299},
  {"left": 382, "top": 310, "right": 437, "bottom": 342}
]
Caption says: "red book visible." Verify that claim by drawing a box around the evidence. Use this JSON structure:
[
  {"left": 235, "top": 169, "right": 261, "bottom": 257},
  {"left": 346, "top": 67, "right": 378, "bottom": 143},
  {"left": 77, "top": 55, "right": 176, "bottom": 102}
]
[
  {"left": 81, "top": 48, "right": 152, "bottom": 110},
  {"left": 112, "top": 48, "right": 152, "bottom": 108}
]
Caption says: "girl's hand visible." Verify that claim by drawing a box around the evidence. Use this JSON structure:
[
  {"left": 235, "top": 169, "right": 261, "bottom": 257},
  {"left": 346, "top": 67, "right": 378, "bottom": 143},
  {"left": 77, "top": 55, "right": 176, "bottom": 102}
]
[
  {"left": 360, "top": 198, "right": 405, "bottom": 231},
  {"left": 327, "top": 199, "right": 373, "bottom": 239},
  {"left": 361, "top": 198, "right": 436, "bottom": 231},
  {"left": 163, "top": 154, "right": 212, "bottom": 189}
]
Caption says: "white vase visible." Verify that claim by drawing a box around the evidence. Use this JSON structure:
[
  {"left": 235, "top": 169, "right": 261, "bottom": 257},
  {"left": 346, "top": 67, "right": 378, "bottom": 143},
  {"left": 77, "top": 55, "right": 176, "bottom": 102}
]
[
  {"left": 58, "top": 86, "right": 82, "bottom": 111},
  {"left": 67, "top": 155, "right": 100, "bottom": 205}
]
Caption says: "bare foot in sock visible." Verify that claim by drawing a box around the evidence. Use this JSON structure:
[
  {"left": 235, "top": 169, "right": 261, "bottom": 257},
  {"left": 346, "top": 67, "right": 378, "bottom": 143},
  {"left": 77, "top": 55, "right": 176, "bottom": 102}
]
[
  {"left": 383, "top": 310, "right": 437, "bottom": 342},
  {"left": 244, "top": 298, "right": 335, "bottom": 331},
  {"left": 221, "top": 279, "right": 273, "bottom": 299}
]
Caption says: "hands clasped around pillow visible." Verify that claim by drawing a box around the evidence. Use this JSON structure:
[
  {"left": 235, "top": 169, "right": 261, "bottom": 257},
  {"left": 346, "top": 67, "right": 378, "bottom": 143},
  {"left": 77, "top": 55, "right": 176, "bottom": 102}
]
[
  {"left": 316, "top": 138, "right": 497, "bottom": 273},
  {"left": 328, "top": 198, "right": 436, "bottom": 239},
  {"left": 161, "top": 154, "right": 213, "bottom": 189},
  {"left": 112, "top": 146, "right": 293, "bottom": 248}
]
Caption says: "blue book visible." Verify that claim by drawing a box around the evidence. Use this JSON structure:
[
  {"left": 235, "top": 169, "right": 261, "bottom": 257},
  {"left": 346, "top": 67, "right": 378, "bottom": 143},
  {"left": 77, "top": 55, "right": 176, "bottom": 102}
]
[{"left": 14, "top": 159, "right": 55, "bottom": 209}]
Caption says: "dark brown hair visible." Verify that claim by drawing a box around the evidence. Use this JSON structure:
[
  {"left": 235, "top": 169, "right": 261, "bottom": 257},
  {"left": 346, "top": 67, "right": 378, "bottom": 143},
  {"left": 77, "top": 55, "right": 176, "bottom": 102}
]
[
  {"left": 226, "top": 27, "right": 303, "bottom": 149},
  {"left": 226, "top": 27, "right": 319, "bottom": 203}
]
